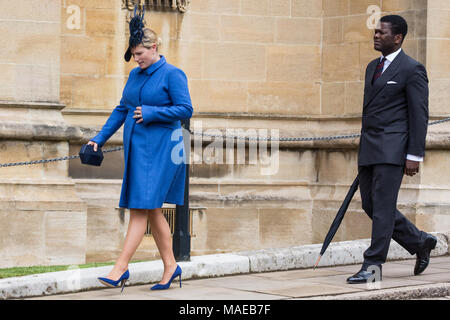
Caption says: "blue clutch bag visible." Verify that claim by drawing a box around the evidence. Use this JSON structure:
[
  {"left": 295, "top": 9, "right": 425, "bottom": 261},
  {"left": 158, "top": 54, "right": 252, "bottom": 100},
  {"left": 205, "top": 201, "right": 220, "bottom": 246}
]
[{"left": 79, "top": 144, "right": 104, "bottom": 166}]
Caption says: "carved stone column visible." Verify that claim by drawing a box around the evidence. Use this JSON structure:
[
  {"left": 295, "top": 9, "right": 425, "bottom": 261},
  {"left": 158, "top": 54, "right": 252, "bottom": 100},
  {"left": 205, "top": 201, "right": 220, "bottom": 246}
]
[{"left": 0, "top": 1, "right": 87, "bottom": 268}]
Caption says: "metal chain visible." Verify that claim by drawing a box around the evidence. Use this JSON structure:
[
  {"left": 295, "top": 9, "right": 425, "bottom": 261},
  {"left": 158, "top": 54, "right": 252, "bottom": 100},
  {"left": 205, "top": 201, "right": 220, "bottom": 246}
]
[
  {"left": 1, "top": 118, "right": 450, "bottom": 168},
  {"left": 0, "top": 147, "right": 123, "bottom": 168},
  {"left": 190, "top": 131, "right": 361, "bottom": 142},
  {"left": 188, "top": 117, "right": 450, "bottom": 141},
  {"left": 428, "top": 117, "right": 450, "bottom": 126}
]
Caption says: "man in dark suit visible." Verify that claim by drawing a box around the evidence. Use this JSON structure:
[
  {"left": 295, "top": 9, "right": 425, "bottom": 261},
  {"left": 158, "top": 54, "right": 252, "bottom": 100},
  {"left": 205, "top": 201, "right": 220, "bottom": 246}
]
[{"left": 347, "top": 15, "right": 437, "bottom": 284}]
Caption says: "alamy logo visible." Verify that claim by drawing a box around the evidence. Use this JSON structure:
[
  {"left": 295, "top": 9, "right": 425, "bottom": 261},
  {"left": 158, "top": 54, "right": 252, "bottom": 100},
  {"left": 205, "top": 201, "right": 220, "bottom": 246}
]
[
  {"left": 366, "top": 265, "right": 382, "bottom": 290},
  {"left": 66, "top": 5, "right": 81, "bottom": 30},
  {"left": 170, "top": 121, "right": 280, "bottom": 176},
  {"left": 366, "top": 5, "right": 381, "bottom": 30}
]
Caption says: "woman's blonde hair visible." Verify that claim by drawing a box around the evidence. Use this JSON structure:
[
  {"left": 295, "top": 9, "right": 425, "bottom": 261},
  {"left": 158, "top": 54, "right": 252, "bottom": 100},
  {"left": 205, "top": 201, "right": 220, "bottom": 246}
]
[{"left": 140, "top": 28, "right": 162, "bottom": 51}]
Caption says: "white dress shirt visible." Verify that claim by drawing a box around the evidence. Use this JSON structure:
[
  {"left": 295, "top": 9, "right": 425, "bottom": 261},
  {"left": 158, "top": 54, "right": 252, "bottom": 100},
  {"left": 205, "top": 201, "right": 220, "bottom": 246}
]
[{"left": 379, "top": 48, "right": 423, "bottom": 162}]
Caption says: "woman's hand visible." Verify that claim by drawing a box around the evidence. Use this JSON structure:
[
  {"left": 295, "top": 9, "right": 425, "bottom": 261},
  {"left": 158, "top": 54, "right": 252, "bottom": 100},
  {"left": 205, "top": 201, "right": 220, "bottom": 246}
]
[
  {"left": 134, "top": 106, "right": 143, "bottom": 124},
  {"left": 87, "top": 141, "right": 98, "bottom": 152}
]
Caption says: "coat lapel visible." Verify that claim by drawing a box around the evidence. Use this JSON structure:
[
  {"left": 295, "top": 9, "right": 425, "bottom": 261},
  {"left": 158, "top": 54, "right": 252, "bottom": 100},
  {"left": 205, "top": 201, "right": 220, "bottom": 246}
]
[
  {"left": 363, "top": 59, "right": 378, "bottom": 102},
  {"left": 363, "top": 50, "right": 405, "bottom": 108}
]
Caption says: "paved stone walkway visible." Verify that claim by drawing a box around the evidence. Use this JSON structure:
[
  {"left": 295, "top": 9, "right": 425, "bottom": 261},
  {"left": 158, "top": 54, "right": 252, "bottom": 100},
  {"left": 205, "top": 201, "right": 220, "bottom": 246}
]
[{"left": 25, "top": 255, "right": 450, "bottom": 300}]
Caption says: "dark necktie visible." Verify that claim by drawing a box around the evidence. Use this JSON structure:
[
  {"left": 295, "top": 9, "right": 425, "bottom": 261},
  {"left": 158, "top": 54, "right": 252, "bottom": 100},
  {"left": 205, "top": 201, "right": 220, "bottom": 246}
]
[{"left": 372, "top": 57, "right": 387, "bottom": 84}]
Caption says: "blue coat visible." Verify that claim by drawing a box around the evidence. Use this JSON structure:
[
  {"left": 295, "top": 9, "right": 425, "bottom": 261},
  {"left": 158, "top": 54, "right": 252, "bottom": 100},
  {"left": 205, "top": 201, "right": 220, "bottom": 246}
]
[{"left": 91, "top": 56, "right": 193, "bottom": 209}]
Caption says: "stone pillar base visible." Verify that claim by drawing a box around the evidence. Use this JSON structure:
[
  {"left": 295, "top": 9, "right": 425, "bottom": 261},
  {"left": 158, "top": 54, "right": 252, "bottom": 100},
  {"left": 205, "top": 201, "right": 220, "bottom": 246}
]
[
  {"left": 0, "top": 180, "right": 87, "bottom": 268},
  {"left": 0, "top": 102, "right": 87, "bottom": 268}
]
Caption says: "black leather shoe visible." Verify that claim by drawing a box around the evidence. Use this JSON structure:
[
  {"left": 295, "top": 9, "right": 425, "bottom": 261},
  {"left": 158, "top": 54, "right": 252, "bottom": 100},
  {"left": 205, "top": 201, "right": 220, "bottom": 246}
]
[
  {"left": 414, "top": 234, "right": 437, "bottom": 275},
  {"left": 346, "top": 265, "right": 382, "bottom": 284}
]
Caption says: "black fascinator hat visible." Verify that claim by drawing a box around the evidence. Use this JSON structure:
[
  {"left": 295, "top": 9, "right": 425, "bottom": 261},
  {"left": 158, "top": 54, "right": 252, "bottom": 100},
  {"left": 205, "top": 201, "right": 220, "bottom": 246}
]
[{"left": 124, "top": 5, "right": 146, "bottom": 62}]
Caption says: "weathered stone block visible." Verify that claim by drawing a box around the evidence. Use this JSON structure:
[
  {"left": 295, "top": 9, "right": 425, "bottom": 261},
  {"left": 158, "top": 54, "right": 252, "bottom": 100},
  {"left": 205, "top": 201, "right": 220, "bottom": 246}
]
[
  {"left": 276, "top": 18, "right": 321, "bottom": 45},
  {"left": 0, "top": 210, "right": 46, "bottom": 268},
  {"left": 322, "top": 82, "right": 346, "bottom": 116},
  {"left": 349, "top": 0, "right": 382, "bottom": 14},
  {"left": 291, "top": 0, "right": 323, "bottom": 17},
  {"left": 44, "top": 210, "right": 87, "bottom": 265},
  {"left": 221, "top": 15, "right": 276, "bottom": 43},
  {"left": 0, "top": 20, "right": 59, "bottom": 65},
  {"left": 428, "top": 0, "right": 450, "bottom": 10},
  {"left": 85, "top": 8, "right": 118, "bottom": 37},
  {"left": 0, "top": 141, "right": 68, "bottom": 180},
  {"left": 189, "top": 80, "right": 248, "bottom": 113},
  {"left": 315, "top": 150, "right": 359, "bottom": 183},
  {"left": 429, "top": 80, "right": 450, "bottom": 114},
  {"left": 323, "top": 0, "right": 349, "bottom": 17},
  {"left": 415, "top": 9, "right": 428, "bottom": 38},
  {"left": 420, "top": 150, "right": 450, "bottom": 186},
  {"left": 177, "top": 13, "right": 220, "bottom": 41},
  {"left": 0, "top": 199, "right": 87, "bottom": 268},
  {"left": 270, "top": 0, "right": 291, "bottom": 16},
  {"left": 247, "top": 81, "right": 321, "bottom": 116},
  {"left": 267, "top": 45, "right": 321, "bottom": 82},
  {"left": 61, "top": 35, "right": 108, "bottom": 75},
  {"left": 64, "top": 0, "right": 117, "bottom": 10},
  {"left": 71, "top": 76, "right": 124, "bottom": 110},
  {"left": 0, "top": 0, "right": 59, "bottom": 21},
  {"left": 382, "top": 0, "right": 414, "bottom": 11},
  {"left": 203, "top": 43, "right": 266, "bottom": 81},
  {"left": 427, "top": 9, "right": 450, "bottom": 38},
  {"left": 345, "top": 81, "right": 364, "bottom": 115},
  {"left": 240, "top": 0, "right": 270, "bottom": 16},
  {"left": 164, "top": 40, "right": 203, "bottom": 79},
  {"left": 323, "top": 43, "right": 360, "bottom": 81},
  {"left": 343, "top": 14, "right": 374, "bottom": 43},
  {"left": 0, "top": 64, "right": 16, "bottom": 101},
  {"left": 323, "top": 17, "right": 344, "bottom": 45},
  {"left": 143, "top": 11, "right": 178, "bottom": 41},
  {"left": 259, "top": 208, "right": 312, "bottom": 247},
  {"left": 200, "top": 207, "right": 260, "bottom": 252},
  {"left": 427, "top": 39, "right": 450, "bottom": 80},
  {"left": 189, "top": 0, "right": 240, "bottom": 14}
]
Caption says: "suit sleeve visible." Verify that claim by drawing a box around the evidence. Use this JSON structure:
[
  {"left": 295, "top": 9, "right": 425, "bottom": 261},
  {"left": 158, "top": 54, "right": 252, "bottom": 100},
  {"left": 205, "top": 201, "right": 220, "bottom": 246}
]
[
  {"left": 141, "top": 68, "right": 193, "bottom": 124},
  {"left": 90, "top": 97, "right": 127, "bottom": 147},
  {"left": 406, "top": 64, "right": 429, "bottom": 157}
]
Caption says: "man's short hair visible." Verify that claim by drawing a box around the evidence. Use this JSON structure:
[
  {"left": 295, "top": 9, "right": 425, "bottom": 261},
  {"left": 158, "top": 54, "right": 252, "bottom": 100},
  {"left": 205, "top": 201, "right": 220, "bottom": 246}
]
[{"left": 380, "top": 15, "right": 408, "bottom": 43}]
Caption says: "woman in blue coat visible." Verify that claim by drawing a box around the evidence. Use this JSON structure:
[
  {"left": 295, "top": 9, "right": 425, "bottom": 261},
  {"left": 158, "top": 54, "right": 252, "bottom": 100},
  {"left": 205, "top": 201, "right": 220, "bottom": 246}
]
[{"left": 90, "top": 16, "right": 192, "bottom": 291}]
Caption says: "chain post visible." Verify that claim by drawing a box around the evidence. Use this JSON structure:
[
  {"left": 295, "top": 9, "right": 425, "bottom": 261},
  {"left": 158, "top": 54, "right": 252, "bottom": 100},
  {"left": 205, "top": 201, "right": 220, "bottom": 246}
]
[{"left": 172, "top": 118, "right": 191, "bottom": 261}]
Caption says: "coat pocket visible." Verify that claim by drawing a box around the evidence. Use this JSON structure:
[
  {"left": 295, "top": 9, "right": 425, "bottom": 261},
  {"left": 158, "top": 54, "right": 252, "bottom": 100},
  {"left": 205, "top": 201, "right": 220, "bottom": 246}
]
[
  {"left": 384, "top": 124, "right": 408, "bottom": 133},
  {"left": 383, "top": 82, "right": 403, "bottom": 96}
]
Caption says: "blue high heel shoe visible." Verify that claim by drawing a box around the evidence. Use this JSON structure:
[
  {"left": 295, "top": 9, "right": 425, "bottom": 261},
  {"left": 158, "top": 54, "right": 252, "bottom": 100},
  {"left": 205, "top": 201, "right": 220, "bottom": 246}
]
[
  {"left": 150, "top": 265, "right": 182, "bottom": 290},
  {"left": 98, "top": 269, "right": 130, "bottom": 293}
]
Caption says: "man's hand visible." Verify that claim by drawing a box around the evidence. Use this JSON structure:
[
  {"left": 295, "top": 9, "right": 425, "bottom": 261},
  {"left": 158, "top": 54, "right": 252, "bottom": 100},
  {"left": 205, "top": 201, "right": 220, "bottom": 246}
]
[{"left": 404, "top": 159, "right": 420, "bottom": 176}]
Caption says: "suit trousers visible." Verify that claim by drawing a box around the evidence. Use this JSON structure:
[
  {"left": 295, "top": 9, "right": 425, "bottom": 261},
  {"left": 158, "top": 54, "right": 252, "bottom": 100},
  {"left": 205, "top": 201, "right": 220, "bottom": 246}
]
[{"left": 358, "top": 164, "right": 425, "bottom": 267}]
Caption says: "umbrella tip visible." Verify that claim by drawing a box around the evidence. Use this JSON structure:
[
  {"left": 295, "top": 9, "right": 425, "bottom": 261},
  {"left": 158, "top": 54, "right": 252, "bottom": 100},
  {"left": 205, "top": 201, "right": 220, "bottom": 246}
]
[{"left": 313, "top": 255, "right": 322, "bottom": 270}]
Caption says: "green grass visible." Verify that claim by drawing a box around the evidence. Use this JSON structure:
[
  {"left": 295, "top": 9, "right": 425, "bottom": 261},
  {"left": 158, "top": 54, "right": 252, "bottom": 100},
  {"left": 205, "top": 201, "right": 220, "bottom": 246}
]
[{"left": 0, "top": 260, "right": 146, "bottom": 279}]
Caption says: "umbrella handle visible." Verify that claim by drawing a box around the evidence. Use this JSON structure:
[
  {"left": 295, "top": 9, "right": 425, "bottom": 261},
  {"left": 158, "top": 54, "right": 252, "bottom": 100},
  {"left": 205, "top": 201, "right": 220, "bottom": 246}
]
[{"left": 313, "top": 255, "right": 322, "bottom": 270}]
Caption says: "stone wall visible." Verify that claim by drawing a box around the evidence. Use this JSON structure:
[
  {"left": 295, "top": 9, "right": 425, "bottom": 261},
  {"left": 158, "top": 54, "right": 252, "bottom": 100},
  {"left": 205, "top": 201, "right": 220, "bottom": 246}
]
[
  {"left": 0, "top": 1, "right": 449, "bottom": 266},
  {"left": 417, "top": 0, "right": 450, "bottom": 232},
  {"left": 72, "top": 1, "right": 448, "bottom": 262},
  {"left": 66, "top": 0, "right": 450, "bottom": 261},
  {"left": 0, "top": 1, "right": 87, "bottom": 268}
]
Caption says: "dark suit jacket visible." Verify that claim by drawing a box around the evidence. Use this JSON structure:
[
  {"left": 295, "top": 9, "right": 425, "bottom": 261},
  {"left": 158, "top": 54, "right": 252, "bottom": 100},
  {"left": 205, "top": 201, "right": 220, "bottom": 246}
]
[{"left": 358, "top": 50, "right": 429, "bottom": 166}]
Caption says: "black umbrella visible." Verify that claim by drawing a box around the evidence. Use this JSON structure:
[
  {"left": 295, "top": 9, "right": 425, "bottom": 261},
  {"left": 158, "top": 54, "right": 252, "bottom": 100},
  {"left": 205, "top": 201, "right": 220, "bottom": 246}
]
[{"left": 313, "top": 175, "right": 360, "bottom": 269}]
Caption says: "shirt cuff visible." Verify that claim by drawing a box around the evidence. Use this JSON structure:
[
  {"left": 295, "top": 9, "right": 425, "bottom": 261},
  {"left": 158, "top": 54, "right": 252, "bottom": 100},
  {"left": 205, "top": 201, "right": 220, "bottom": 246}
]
[{"left": 406, "top": 154, "right": 423, "bottom": 162}]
